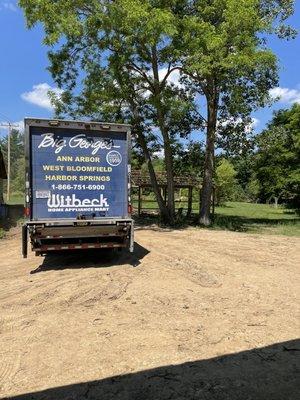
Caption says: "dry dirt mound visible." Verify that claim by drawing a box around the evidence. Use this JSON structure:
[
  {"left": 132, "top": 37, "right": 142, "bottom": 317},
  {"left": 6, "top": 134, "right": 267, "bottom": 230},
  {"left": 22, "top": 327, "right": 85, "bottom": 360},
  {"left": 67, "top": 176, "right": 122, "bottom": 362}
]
[{"left": 0, "top": 227, "right": 299, "bottom": 399}]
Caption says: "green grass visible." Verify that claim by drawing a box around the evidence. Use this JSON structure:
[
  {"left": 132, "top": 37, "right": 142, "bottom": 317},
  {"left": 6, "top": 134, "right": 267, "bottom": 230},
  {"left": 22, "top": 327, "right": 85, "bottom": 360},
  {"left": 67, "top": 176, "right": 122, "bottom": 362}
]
[
  {"left": 0, "top": 228, "right": 5, "bottom": 239},
  {"left": 2, "top": 194, "right": 299, "bottom": 237},
  {"left": 3, "top": 194, "right": 24, "bottom": 205},
  {"left": 213, "top": 202, "right": 300, "bottom": 236},
  {"left": 133, "top": 199, "right": 300, "bottom": 237},
  {"left": 132, "top": 199, "right": 195, "bottom": 211}
]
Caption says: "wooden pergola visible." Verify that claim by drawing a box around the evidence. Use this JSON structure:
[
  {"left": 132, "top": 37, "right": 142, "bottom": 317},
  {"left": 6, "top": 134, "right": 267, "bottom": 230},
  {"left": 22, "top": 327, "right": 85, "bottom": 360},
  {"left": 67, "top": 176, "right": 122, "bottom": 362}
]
[{"left": 131, "top": 170, "right": 212, "bottom": 217}]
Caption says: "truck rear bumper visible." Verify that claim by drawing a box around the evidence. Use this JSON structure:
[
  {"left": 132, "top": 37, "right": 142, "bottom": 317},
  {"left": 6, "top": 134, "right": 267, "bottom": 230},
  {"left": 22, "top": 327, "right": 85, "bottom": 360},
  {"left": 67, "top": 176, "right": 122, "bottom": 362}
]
[{"left": 22, "top": 219, "right": 134, "bottom": 257}]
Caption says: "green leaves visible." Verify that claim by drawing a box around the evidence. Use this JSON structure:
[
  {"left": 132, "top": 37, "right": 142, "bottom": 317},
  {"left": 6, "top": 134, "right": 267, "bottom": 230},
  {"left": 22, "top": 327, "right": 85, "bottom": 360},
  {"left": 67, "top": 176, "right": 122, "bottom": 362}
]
[
  {"left": 18, "top": 0, "right": 297, "bottom": 219},
  {"left": 255, "top": 104, "right": 300, "bottom": 205},
  {"left": 0, "top": 129, "right": 25, "bottom": 195},
  {"left": 19, "top": 0, "right": 89, "bottom": 44},
  {"left": 18, "top": 0, "right": 295, "bottom": 129},
  {"left": 215, "top": 158, "right": 239, "bottom": 204}
]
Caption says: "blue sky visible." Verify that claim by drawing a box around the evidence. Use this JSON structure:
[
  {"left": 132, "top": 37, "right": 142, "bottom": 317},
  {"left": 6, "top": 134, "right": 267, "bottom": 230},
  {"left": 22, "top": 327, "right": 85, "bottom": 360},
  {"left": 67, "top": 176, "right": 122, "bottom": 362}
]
[{"left": 0, "top": 0, "right": 300, "bottom": 138}]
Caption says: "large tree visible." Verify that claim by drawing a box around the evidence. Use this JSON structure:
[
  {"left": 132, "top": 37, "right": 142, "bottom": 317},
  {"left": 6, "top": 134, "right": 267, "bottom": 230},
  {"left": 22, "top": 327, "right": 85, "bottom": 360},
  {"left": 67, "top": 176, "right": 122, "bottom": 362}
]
[
  {"left": 255, "top": 104, "right": 300, "bottom": 207},
  {"left": 176, "top": 0, "right": 296, "bottom": 224},
  {"left": 20, "top": 0, "right": 201, "bottom": 224}
]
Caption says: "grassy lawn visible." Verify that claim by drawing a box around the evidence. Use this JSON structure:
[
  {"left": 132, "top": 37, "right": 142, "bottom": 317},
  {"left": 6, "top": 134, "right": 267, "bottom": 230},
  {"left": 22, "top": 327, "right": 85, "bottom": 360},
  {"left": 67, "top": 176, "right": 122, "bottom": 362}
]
[
  {"left": 133, "top": 199, "right": 300, "bottom": 237},
  {"left": 3, "top": 194, "right": 24, "bottom": 205},
  {"left": 1, "top": 194, "right": 299, "bottom": 237},
  {"left": 213, "top": 202, "right": 300, "bottom": 237}
]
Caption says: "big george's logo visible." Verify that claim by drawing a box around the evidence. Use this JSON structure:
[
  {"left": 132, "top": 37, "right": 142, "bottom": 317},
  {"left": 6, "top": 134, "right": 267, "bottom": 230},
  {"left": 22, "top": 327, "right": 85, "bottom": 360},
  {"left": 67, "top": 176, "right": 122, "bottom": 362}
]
[{"left": 38, "top": 133, "right": 120, "bottom": 156}]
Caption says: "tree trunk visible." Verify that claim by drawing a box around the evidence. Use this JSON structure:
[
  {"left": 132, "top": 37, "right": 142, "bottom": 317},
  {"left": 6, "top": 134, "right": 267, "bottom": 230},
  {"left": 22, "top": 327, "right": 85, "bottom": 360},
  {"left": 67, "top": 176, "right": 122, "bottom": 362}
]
[
  {"left": 157, "top": 109, "right": 175, "bottom": 223},
  {"left": 199, "top": 93, "right": 218, "bottom": 226},
  {"left": 0, "top": 179, "right": 3, "bottom": 204},
  {"left": 151, "top": 45, "right": 175, "bottom": 224},
  {"left": 137, "top": 131, "right": 171, "bottom": 222},
  {"left": 129, "top": 99, "right": 171, "bottom": 222}
]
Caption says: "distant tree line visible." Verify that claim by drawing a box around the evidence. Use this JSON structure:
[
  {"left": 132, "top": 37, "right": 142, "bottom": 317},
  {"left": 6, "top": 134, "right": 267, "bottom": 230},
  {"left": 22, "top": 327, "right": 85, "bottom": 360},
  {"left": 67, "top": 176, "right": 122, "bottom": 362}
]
[
  {"left": 132, "top": 103, "right": 300, "bottom": 208},
  {"left": 0, "top": 129, "right": 25, "bottom": 198},
  {"left": 229, "top": 103, "right": 300, "bottom": 208}
]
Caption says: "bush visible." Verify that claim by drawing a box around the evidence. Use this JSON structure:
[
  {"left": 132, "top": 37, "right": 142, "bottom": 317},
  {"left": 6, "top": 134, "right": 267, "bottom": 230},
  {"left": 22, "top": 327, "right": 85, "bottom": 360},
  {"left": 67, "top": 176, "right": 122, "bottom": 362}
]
[
  {"left": 215, "top": 159, "right": 238, "bottom": 205},
  {"left": 245, "top": 177, "right": 260, "bottom": 202}
]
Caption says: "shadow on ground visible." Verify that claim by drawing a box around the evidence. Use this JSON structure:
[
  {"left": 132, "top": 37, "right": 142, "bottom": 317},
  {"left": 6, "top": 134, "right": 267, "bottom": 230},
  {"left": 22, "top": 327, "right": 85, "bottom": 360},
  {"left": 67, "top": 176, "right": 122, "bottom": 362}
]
[
  {"left": 212, "top": 214, "right": 299, "bottom": 232},
  {"left": 0, "top": 204, "right": 24, "bottom": 231},
  {"left": 5, "top": 339, "right": 300, "bottom": 400},
  {"left": 30, "top": 242, "right": 149, "bottom": 274},
  {"left": 133, "top": 212, "right": 299, "bottom": 234}
]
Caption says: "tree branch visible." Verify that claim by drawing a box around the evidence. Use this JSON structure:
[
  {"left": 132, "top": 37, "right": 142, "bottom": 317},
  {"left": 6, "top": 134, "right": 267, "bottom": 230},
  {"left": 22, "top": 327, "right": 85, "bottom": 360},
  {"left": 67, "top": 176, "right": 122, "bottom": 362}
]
[
  {"left": 127, "top": 62, "right": 155, "bottom": 92},
  {"left": 160, "top": 65, "right": 182, "bottom": 89}
]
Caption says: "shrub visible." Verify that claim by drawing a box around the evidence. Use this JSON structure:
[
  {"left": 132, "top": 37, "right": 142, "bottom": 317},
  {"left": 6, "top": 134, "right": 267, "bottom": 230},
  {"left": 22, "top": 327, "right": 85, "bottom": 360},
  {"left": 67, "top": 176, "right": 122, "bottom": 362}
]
[{"left": 215, "top": 159, "right": 238, "bottom": 205}]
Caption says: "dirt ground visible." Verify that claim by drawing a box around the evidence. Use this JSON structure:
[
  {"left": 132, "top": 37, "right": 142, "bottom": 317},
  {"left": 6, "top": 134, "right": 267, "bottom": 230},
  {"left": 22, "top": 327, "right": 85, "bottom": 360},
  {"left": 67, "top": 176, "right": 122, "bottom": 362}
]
[{"left": 0, "top": 226, "right": 299, "bottom": 399}]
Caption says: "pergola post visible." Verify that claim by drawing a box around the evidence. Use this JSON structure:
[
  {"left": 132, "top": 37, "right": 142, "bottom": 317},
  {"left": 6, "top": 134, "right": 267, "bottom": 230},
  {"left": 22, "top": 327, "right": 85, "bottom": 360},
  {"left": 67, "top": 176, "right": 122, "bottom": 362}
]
[
  {"left": 187, "top": 186, "right": 193, "bottom": 217},
  {"left": 163, "top": 185, "right": 167, "bottom": 205},
  {"left": 199, "top": 185, "right": 202, "bottom": 216},
  {"left": 138, "top": 185, "right": 142, "bottom": 217},
  {"left": 212, "top": 186, "right": 215, "bottom": 221}
]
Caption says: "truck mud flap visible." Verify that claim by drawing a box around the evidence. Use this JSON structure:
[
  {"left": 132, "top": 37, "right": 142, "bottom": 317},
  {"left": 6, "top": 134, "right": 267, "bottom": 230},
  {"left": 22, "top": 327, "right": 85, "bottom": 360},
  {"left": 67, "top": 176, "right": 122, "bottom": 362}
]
[
  {"left": 22, "top": 224, "right": 28, "bottom": 258},
  {"left": 129, "top": 220, "right": 134, "bottom": 253}
]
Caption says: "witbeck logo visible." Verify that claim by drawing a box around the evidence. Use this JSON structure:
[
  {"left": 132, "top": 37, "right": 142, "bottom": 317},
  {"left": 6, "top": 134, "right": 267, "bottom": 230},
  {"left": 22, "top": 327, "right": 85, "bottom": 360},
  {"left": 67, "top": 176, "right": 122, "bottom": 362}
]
[{"left": 47, "top": 194, "right": 109, "bottom": 208}]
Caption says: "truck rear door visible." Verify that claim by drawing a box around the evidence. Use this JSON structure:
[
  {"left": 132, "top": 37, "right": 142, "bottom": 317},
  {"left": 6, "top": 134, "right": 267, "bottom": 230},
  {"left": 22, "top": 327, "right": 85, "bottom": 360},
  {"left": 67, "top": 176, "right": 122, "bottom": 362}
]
[{"left": 26, "top": 120, "right": 130, "bottom": 221}]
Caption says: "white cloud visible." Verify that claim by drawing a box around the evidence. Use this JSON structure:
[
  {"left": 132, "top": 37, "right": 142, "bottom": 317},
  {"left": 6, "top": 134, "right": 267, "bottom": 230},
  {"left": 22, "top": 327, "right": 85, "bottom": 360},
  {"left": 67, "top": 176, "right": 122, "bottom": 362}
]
[
  {"left": 12, "top": 120, "right": 24, "bottom": 131},
  {"left": 251, "top": 117, "right": 260, "bottom": 128},
  {"left": 218, "top": 117, "right": 259, "bottom": 133},
  {"left": 137, "top": 68, "right": 182, "bottom": 99},
  {"left": 21, "top": 83, "right": 63, "bottom": 110},
  {"left": 158, "top": 68, "right": 182, "bottom": 87},
  {"left": 269, "top": 87, "right": 300, "bottom": 104},
  {"left": 0, "top": 1, "right": 17, "bottom": 12},
  {"left": 153, "top": 149, "right": 164, "bottom": 159},
  {"left": 0, "top": 120, "right": 24, "bottom": 133}
]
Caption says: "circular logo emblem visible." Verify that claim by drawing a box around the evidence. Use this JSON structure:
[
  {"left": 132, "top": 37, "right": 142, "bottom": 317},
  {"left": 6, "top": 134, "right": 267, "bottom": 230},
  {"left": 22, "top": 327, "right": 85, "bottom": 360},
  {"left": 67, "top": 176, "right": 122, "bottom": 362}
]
[{"left": 106, "top": 150, "right": 122, "bottom": 167}]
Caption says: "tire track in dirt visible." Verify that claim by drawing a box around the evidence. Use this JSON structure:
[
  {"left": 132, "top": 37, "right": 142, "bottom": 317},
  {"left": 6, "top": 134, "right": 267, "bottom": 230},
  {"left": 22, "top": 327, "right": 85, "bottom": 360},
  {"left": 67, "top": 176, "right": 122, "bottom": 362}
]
[{"left": 0, "top": 350, "right": 21, "bottom": 394}]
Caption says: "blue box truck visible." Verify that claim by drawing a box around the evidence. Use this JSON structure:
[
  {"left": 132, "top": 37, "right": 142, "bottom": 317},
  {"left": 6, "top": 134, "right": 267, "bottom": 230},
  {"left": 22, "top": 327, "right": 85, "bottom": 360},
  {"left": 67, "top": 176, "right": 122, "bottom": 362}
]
[{"left": 22, "top": 118, "right": 134, "bottom": 258}]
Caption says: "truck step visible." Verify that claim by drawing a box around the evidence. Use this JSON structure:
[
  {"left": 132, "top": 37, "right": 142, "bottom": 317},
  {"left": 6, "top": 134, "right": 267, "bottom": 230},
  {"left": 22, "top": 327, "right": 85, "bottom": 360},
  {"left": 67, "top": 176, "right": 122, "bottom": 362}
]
[{"left": 35, "top": 242, "right": 127, "bottom": 252}]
